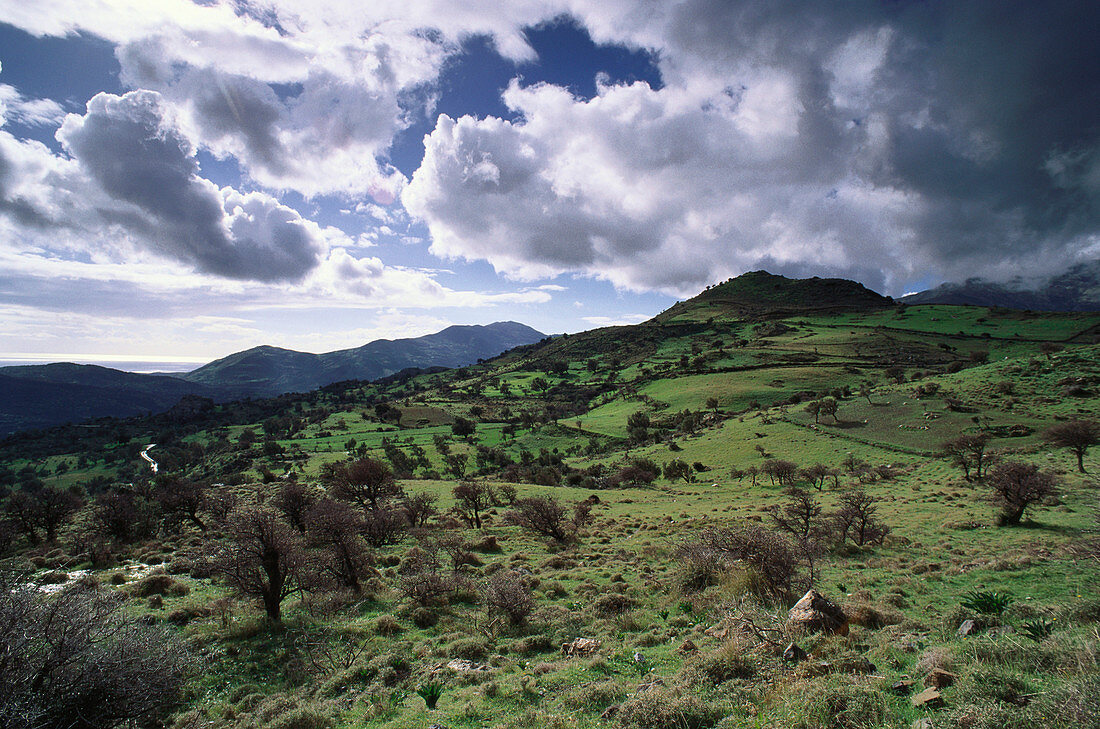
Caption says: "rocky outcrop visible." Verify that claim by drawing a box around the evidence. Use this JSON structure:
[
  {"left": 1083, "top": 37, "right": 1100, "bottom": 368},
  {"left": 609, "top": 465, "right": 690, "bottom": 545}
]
[{"left": 787, "top": 589, "right": 849, "bottom": 635}]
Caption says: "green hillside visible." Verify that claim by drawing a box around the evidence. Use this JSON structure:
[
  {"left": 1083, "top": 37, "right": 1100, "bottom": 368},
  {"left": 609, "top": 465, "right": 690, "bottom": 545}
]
[{"left": 2, "top": 272, "right": 1099, "bottom": 729}]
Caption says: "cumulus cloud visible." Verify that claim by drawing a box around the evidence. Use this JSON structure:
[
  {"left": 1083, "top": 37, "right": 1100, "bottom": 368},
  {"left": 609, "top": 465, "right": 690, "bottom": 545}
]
[{"left": 406, "top": 0, "right": 1100, "bottom": 293}]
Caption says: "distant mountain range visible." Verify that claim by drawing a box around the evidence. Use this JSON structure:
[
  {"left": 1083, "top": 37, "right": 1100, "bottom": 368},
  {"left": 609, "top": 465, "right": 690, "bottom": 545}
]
[
  {"left": 902, "top": 261, "right": 1100, "bottom": 311},
  {"left": 179, "top": 321, "right": 545, "bottom": 398},
  {"left": 0, "top": 322, "right": 544, "bottom": 435}
]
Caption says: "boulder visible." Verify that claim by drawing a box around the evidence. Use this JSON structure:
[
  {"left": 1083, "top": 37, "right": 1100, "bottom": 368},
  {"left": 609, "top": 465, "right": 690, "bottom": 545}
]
[
  {"left": 890, "top": 679, "right": 916, "bottom": 696},
  {"left": 677, "top": 639, "right": 698, "bottom": 655},
  {"left": 561, "top": 637, "right": 601, "bottom": 657},
  {"left": 787, "top": 589, "right": 849, "bottom": 636},
  {"left": 446, "top": 659, "right": 489, "bottom": 672},
  {"left": 957, "top": 619, "right": 978, "bottom": 637}
]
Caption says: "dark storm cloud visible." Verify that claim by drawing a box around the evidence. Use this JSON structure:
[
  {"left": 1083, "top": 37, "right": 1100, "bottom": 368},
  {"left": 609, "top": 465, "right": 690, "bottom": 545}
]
[
  {"left": 409, "top": 0, "right": 1100, "bottom": 293},
  {"left": 57, "top": 90, "right": 324, "bottom": 282}
]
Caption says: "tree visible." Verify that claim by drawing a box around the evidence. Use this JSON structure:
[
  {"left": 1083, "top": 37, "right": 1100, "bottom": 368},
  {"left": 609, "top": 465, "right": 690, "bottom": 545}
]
[
  {"left": 323, "top": 457, "right": 402, "bottom": 508},
  {"left": 1038, "top": 341, "right": 1063, "bottom": 359},
  {"left": 208, "top": 506, "right": 308, "bottom": 622},
  {"left": 360, "top": 506, "right": 408, "bottom": 548},
  {"left": 453, "top": 481, "right": 494, "bottom": 529},
  {"left": 505, "top": 496, "right": 576, "bottom": 543},
  {"left": 444, "top": 452, "right": 469, "bottom": 479},
  {"left": 1044, "top": 419, "right": 1099, "bottom": 473},
  {"left": 156, "top": 477, "right": 208, "bottom": 532},
  {"left": 0, "top": 571, "right": 192, "bottom": 729},
  {"left": 804, "top": 400, "right": 822, "bottom": 424},
  {"left": 818, "top": 397, "right": 839, "bottom": 423},
  {"left": 530, "top": 377, "right": 549, "bottom": 394},
  {"left": 401, "top": 491, "right": 438, "bottom": 528},
  {"left": 831, "top": 488, "right": 889, "bottom": 546},
  {"left": 942, "top": 434, "right": 990, "bottom": 480},
  {"left": 91, "top": 489, "right": 158, "bottom": 543},
  {"left": 762, "top": 459, "right": 798, "bottom": 487},
  {"left": 705, "top": 396, "right": 720, "bottom": 414},
  {"left": 768, "top": 487, "right": 822, "bottom": 541},
  {"left": 275, "top": 481, "right": 316, "bottom": 532},
  {"left": 306, "top": 499, "right": 371, "bottom": 592},
  {"left": 663, "top": 458, "right": 693, "bottom": 482},
  {"left": 859, "top": 381, "right": 874, "bottom": 405},
  {"left": 451, "top": 417, "right": 477, "bottom": 438},
  {"left": 3, "top": 488, "right": 82, "bottom": 544},
  {"left": 985, "top": 461, "right": 1058, "bottom": 526}
]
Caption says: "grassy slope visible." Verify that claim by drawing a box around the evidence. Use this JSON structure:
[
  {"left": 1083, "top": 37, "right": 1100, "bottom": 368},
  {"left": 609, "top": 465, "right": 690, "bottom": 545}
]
[{"left": 5, "top": 286, "right": 1100, "bottom": 729}]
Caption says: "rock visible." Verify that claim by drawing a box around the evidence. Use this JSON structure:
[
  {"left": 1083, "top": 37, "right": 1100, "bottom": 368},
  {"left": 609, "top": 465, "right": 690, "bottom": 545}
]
[
  {"left": 704, "top": 622, "right": 730, "bottom": 640},
  {"left": 782, "top": 642, "right": 807, "bottom": 662},
  {"left": 636, "top": 678, "right": 666, "bottom": 694},
  {"left": 561, "top": 637, "right": 601, "bottom": 657},
  {"left": 787, "top": 589, "right": 849, "bottom": 636},
  {"left": 957, "top": 619, "right": 978, "bottom": 637},
  {"left": 911, "top": 687, "right": 945, "bottom": 708},
  {"left": 911, "top": 720, "right": 933, "bottom": 729},
  {"left": 890, "top": 679, "right": 916, "bottom": 696},
  {"left": 446, "top": 659, "right": 489, "bottom": 672},
  {"left": 677, "top": 639, "right": 698, "bottom": 655},
  {"left": 924, "top": 669, "right": 957, "bottom": 689},
  {"left": 600, "top": 705, "right": 619, "bottom": 720}
]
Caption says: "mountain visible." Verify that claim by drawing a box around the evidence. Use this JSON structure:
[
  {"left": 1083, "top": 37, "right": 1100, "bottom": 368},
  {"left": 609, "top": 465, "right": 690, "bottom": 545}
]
[
  {"left": 902, "top": 261, "right": 1100, "bottom": 311},
  {"left": 655, "top": 270, "right": 894, "bottom": 322},
  {"left": 0, "top": 364, "right": 226, "bottom": 435},
  {"left": 0, "top": 322, "right": 544, "bottom": 436},
  {"left": 180, "top": 321, "right": 545, "bottom": 397}
]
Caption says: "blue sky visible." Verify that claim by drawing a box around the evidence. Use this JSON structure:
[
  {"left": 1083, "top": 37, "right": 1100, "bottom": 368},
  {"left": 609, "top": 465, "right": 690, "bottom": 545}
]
[{"left": 0, "top": 1, "right": 1097, "bottom": 362}]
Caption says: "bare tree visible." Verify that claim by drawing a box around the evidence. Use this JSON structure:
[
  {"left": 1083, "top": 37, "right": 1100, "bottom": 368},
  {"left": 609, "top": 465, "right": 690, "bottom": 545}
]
[
  {"left": 505, "top": 495, "right": 578, "bottom": 543},
  {"left": 91, "top": 489, "right": 158, "bottom": 543},
  {"left": 208, "top": 506, "right": 309, "bottom": 622},
  {"left": 831, "top": 488, "right": 890, "bottom": 546},
  {"left": 155, "top": 477, "right": 208, "bottom": 532},
  {"left": 323, "top": 457, "right": 402, "bottom": 508},
  {"left": 360, "top": 506, "right": 408, "bottom": 548},
  {"left": 942, "top": 434, "right": 991, "bottom": 480},
  {"left": 275, "top": 481, "right": 316, "bottom": 532},
  {"left": 1044, "top": 419, "right": 1099, "bottom": 473},
  {"left": 3, "top": 488, "right": 82, "bottom": 544},
  {"left": 986, "top": 461, "right": 1059, "bottom": 526},
  {"left": 401, "top": 491, "right": 438, "bottom": 528},
  {"left": 768, "top": 487, "right": 822, "bottom": 541},
  {"left": 453, "top": 481, "right": 495, "bottom": 529},
  {"left": 306, "top": 499, "right": 372, "bottom": 592},
  {"left": 762, "top": 459, "right": 798, "bottom": 487},
  {"left": 0, "top": 571, "right": 192, "bottom": 729}
]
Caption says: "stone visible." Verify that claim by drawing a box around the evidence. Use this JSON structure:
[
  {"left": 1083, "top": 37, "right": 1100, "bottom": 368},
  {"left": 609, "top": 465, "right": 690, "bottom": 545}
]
[
  {"left": 957, "top": 619, "right": 978, "bottom": 637},
  {"left": 446, "top": 659, "right": 488, "bottom": 672},
  {"left": 704, "top": 622, "right": 731, "bottom": 640},
  {"left": 911, "top": 687, "right": 945, "bottom": 709},
  {"left": 636, "top": 678, "right": 666, "bottom": 694},
  {"left": 677, "top": 639, "right": 698, "bottom": 655},
  {"left": 924, "top": 669, "right": 957, "bottom": 689},
  {"left": 600, "top": 705, "right": 619, "bottom": 720},
  {"left": 561, "top": 637, "right": 601, "bottom": 657},
  {"left": 911, "top": 720, "right": 933, "bottom": 729},
  {"left": 787, "top": 589, "right": 849, "bottom": 636},
  {"left": 890, "top": 679, "right": 916, "bottom": 696},
  {"left": 782, "top": 642, "right": 807, "bottom": 662}
]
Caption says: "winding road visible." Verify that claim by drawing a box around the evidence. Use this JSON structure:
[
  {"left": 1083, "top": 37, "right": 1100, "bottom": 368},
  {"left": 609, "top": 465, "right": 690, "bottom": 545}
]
[{"left": 140, "top": 444, "right": 158, "bottom": 474}]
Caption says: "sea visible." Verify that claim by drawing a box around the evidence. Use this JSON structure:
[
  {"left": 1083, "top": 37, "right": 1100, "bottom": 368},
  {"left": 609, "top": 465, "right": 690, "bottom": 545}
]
[{"left": 0, "top": 358, "right": 201, "bottom": 374}]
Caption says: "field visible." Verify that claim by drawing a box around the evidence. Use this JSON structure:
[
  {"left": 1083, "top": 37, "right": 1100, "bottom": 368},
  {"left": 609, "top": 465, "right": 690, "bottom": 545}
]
[{"left": 3, "top": 276, "right": 1099, "bottom": 729}]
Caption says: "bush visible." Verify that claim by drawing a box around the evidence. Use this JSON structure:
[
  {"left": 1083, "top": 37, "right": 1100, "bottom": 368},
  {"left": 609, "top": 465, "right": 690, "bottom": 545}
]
[
  {"left": 484, "top": 570, "right": 535, "bottom": 627},
  {"left": 618, "top": 687, "right": 726, "bottom": 729},
  {"left": 593, "top": 593, "right": 636, "bottom": 617}
]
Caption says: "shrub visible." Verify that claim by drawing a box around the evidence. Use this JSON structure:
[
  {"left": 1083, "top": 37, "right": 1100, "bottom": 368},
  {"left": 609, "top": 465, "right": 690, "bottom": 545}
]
[
  {"left": 618, "top": 687, "right": 725, "bottom": 729},
  {"left": 678, "top": 525, "right": 798, "bottom": 600},
  {"left": 592, "top": 593, "right": 636, "bottom": 618},
  {"left": 985, "top": 462, "right": 1059, "bottom": 525},
  {"left": 484, "top": 570, "right": 535, "bottom": 627}
]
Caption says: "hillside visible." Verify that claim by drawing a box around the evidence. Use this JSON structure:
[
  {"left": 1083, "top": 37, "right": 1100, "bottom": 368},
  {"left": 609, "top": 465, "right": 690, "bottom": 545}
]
[
  {"left": 2, "top": 272, "right": 1099, "bottom": 729},
  {"left": 181, "top": 321, "right": 545, "bottom": 397},
  {"left": 0, "top": 364, "right": 226, "bottom": 435}
]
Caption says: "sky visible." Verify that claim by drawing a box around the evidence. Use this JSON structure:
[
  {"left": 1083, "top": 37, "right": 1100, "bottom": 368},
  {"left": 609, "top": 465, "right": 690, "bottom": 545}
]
[{"left": 0, "top": 1, "right": 1097, "bottom": 364}]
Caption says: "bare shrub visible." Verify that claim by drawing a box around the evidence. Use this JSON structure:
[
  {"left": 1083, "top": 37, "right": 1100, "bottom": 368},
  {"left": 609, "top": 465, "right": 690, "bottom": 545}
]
[
  {"left": 360, "top": 506, "right": 408, "bottom": 548},
  {"left": 453, "top": 481, "right": 495, "bottom": 529},
  {"left": 679, "top": 525, "right": 798, "bottom": 601},
  {"left": 830, "top": 488, "right": 890, "bottom": 546},
  {"left": 985, "top": 461, "right": 1059, "bottom": 526},
  {"left": 484, "top": 570, "right": 535, "bottom": 627},
  {"left": 0, "top": 570, "right": 192, "bottom": 729},
  {"left": 322, "top": 457, "right": 402, "bottom": 508},
  {"left": 505, "top": 496, "right": 582, "bottom": 543},
  {"left": 207, "top": 506, "right": 309, "bottom": 622},
  {"left": 306, "top": 498, "right": 373, "bottom": 592}
]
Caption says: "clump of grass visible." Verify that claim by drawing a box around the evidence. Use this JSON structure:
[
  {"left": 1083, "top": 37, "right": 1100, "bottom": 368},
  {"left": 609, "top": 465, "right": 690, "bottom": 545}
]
[
  {"left": 961, "top": 590, "right": 1012, "bottom": 616},
  {"left": 1019, "top": 617, "right": 1054, "bottom": 642},
  {"left": 416, "top": 681, "right": 445, "bottom": 710}
]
